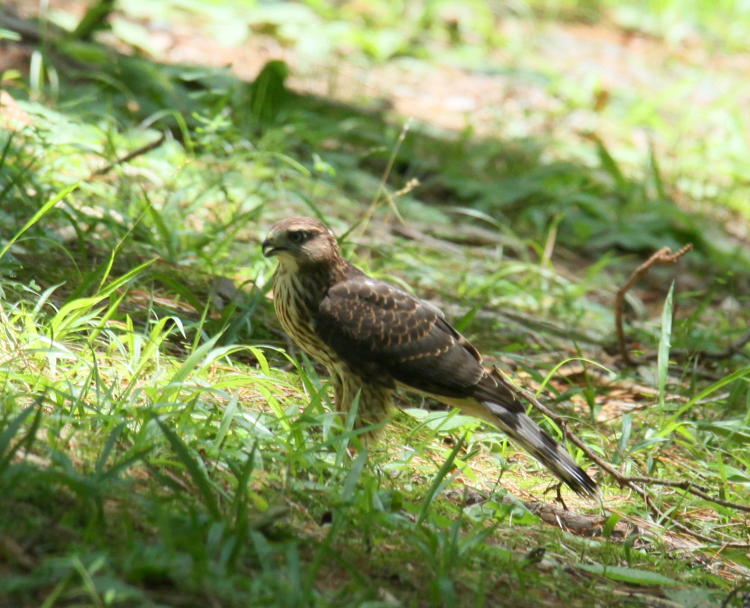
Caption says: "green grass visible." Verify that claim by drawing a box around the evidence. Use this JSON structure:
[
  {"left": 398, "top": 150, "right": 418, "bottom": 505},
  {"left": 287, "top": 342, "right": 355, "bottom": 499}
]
[{"left": 1, "top": 1, "right": 750, "bottom": 606}]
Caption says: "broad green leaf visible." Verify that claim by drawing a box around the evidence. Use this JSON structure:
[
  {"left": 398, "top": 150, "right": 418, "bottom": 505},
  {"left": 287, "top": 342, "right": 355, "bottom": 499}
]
[
  {"left": 577, "top": 564, "right": 684, "bottom": 587},
  {"left": 578, "top": 564, "right": 682, "bottom": 586}
]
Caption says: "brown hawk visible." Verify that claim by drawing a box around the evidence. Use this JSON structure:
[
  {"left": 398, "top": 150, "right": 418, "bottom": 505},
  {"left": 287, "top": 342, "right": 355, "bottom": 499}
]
[{"left": 262, "top": 217, "right": 596, "bottom": 496}]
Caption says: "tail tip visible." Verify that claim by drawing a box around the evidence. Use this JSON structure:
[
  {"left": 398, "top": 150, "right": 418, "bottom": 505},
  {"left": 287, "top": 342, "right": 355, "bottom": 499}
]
[{"left": 568, "top": 467, "right": 598, "bottom": 498}]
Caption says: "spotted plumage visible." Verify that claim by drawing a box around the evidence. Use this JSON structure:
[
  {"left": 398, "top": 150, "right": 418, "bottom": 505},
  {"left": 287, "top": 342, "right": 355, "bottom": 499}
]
[{"left": 262, "top": 217, "right": 596, "bottom": 496}]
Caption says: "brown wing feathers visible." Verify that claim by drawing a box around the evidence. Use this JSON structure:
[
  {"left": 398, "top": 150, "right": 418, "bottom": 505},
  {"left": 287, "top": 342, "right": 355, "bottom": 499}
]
[{"left": 315, "top": 278, "right": 484, "bottom": 397}]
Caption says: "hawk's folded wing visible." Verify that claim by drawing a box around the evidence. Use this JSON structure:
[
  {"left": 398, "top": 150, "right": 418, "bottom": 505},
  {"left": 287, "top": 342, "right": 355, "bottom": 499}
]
[{"left": 315, "top": 276, "right": 500, "bottom": 400}]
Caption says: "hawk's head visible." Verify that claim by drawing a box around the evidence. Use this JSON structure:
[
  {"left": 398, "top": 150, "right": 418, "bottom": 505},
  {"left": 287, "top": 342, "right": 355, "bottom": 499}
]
[{"left": 262, "top": 217, "right": 340, "bottom": 271}]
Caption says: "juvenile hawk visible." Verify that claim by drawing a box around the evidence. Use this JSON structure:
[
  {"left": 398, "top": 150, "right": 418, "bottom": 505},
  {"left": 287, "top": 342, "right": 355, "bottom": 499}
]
[{"left": 262, "top": 217, "right": 596, "bottom": 496}]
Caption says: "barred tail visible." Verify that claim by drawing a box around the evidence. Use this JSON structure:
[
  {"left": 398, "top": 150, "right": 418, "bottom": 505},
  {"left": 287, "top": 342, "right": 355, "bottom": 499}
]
[{"left": 480, "top": 399, "right": 597, "bottom": 497}]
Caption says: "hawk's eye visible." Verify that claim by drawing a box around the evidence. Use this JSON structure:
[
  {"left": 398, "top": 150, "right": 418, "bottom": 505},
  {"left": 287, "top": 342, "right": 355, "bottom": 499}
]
[{"left": 288, "top": 230, "right": 307, "bottom": 244}]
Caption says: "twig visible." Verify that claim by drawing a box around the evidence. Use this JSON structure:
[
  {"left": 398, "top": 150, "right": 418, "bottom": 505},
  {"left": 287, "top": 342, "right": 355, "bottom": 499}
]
[
  {"left": 624, "top": 333, "right": 750, "bottom": 365},
  {"left": 0, "top": 9, "right": 67, "bottom": 42},
  {"left": 349, "top": 118, "right": 412, "bottom": 239},
  {"left": 615, "top": 244, "right": 692, "bottom": 365},
  {"left": 638, "top": 490, "right": 734, "bottom": 547},
  {"left": 492, "top": 368, "right": 750, "bottom": 548},
  {"left": 698, "top": 327, "right": 750, "bottom": 360},
  {"left": 614, "top": 244, "right": 749, "bottom": 366},
  {"left": 90, "top": 132, "right": 167, "bottom": 178}
]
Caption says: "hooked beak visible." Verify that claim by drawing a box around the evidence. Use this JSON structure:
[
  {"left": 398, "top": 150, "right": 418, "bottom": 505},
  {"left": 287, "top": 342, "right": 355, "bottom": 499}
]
[{"left": 262, "top": 238, "right": 284, "bottom": 257}]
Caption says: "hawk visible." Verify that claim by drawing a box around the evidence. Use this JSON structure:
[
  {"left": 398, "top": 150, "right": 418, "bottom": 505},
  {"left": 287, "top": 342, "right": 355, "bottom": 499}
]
[{"left": 262, "top": 217, "right": 596, "bottom": 496}]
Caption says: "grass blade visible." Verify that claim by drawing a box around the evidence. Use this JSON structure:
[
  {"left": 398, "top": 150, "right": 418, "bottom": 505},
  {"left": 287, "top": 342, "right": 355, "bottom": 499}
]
[
  {"left": 664, "top": 364, "right": 750, "bottom": 429},
  {"left": 657, "top": 281, "right": 675, "bottom": 409},
  {"left": 0, "top": 398, "right": 43, "bottom": 474},
  {"left": 417, "top": 434, "right": 466, "bottom": 526},
  {"left": 213, "top": 393, "right": 239, "bottom": 449},
  {"left": 341, "top": 446, "right": 368, "bottom": 503},
  {"left": 157, "top": 418, "right": 220, "bottom": 518},
  {"left": 94, "top": 422, "right": 126, "bottom": 475},
  {"left": 0, "top": 182, "right": 79, "bottom": 262}
]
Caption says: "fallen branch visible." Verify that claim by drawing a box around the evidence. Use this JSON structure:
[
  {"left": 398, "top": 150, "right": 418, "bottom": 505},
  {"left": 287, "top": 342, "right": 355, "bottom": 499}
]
[
  {"left": 493, "top": 368, "right": 750, "bottom": 548},
  {"left": 615, "top": 244, "right": 692, "bottom": 365},
  {"left": 91, "top": 132, "right": 167, "bottom": 178},
  {"left": 515, "top": 498, "right": 634, "bottom": 538}
]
